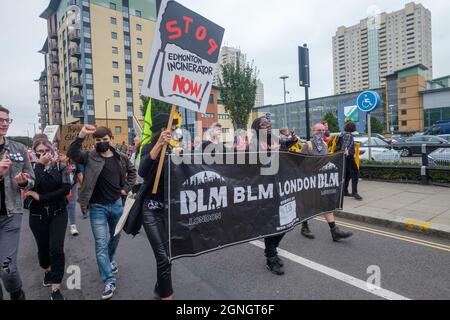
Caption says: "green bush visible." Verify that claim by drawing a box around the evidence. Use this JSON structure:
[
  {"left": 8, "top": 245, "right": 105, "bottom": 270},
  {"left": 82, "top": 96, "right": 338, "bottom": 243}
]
[{"left": 360, "top": 162, "right": 450, "bottom": 184}]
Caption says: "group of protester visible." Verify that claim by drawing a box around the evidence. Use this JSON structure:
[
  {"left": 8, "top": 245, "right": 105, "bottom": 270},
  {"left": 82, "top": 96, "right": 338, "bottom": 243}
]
[{"left": 0, "top": 103, "right": 361, "bottom": 300}]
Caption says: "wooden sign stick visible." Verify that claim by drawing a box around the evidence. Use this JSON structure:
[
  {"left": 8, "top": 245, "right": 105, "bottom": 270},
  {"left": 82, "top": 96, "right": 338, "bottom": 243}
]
[{"left": 152, "top": 105, "right": 177, "bottom": 194}]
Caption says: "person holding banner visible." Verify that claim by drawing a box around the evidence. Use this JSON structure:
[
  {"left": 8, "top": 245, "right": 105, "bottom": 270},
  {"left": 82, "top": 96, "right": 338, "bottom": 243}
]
[
  {"left": 67, "top": 125, "right": 136, "bottom": 300},
  {"left": 251, "top": 115, "right": 298, "bottom": 276},
  {"left": 138, "top": 113, "right": 179, "bottom": 300},
  {"left": 299, "top": 123, "right": 353, "bottom": 242}
]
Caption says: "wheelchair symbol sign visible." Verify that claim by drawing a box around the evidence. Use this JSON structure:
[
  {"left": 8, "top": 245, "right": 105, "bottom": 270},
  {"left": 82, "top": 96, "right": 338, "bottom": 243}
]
[{"left": 357, "top": 91, "right": 381, "bottom": 113}]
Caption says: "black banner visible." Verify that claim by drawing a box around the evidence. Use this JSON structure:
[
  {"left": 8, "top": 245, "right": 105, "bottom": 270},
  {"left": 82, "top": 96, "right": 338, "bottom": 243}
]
[{"left": 166, "top": 152, "right": 345, "bottom": 260}]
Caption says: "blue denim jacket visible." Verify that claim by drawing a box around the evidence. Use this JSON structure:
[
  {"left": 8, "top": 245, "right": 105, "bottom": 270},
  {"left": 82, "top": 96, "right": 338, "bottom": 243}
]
[{"left": 1, "top": 138, "right": 35, "bottom": 215}]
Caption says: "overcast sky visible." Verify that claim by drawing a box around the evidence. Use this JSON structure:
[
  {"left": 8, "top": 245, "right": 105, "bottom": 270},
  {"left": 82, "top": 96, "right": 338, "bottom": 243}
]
[{"left": 1, "top": 0, "right": 449, "bottom": 137}]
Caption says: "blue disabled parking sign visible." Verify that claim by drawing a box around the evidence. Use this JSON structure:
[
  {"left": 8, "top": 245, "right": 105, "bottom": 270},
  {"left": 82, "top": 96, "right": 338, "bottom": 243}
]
[{"left": 357, "top": 91, "right": 382, "bottom": 113}]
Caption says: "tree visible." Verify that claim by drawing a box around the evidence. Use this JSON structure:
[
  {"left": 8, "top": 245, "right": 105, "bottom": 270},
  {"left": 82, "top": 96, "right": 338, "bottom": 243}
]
[
  {"left": 218, "top": 54, "right": 258, "bottom": 129},
  {"left": 366, "top": 116, "right": 384, "bottom": 134},
  {"left": 140, "top": 95, "right": 171, "bottom": 119},
  {"left": 322, "top": 112, "right": 339, "bottom": 133},
  {"left": 7, "top": 136, "right": 32, "bottom": 147}
]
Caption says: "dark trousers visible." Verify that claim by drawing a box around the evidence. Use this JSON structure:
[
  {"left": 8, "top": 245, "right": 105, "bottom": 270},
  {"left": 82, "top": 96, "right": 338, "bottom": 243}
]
[
  {"left": 344, "top": 156, "right": 359, "bottom": 194},
  {"left": 29, "top": 209, "right": 68, "bottom": 284},
  {"left": 264, "top": 233, "right": 286, "bottom": 258},
  {"left": 142, "top": 199, "right": 173, "bottom": 298}
]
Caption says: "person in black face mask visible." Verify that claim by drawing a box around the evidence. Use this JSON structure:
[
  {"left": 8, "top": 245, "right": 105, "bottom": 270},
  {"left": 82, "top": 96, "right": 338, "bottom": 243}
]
[{"left": 67, "top": 126, "right": 136, "bottom": 300}]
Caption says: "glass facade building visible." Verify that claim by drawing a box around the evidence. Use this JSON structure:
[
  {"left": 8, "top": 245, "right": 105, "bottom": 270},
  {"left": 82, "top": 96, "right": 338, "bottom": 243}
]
[{"left": 255, "top": 88, "right": 386, "bottom": 138}]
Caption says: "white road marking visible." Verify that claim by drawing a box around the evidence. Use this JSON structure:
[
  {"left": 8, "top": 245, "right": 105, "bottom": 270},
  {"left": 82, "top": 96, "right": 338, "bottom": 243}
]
[{"left": 250, "top": 240, "right": 410, "bottom": 300}]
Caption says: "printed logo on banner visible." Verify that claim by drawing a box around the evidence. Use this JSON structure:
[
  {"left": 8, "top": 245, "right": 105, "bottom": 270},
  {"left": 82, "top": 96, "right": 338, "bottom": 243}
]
[
  {"left": 279, "top": 200, "right": 297, "bottom": 226},
  {"left": 319, "top": 162, "right": 339, "bottom": 172},
  {"left": 142, "top": 0, "right": 225, "bottom": 114}
]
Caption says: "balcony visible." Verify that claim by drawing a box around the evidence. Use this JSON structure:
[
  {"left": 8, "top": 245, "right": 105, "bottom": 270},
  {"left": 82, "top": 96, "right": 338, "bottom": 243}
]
[
  {"left": 70, "top": 47, "right": 82, "bottom": 57},
  {"left": 72, "top": 94, "right": 84, "bottom": 103},
  {"left": 50, "top": 55, "right": 59, "bottom": 63},
  {"left": 71, "top": 78, "right": 83, "bottom": 88},
  {"left": 72, "top": 109, "right": 85, "bottom": 118},
  {"left": 70, "top": 63, "right": 83, "bottom": 73},
  {"left": 53, "top": 80, "right": 60, "bottom": 88},
  {"left": 49, "top": 31, "right": 58, "bottom": 39},
  {"left": 52, "top": 93, "right": 61, "bottom": 100},
  {"left": 51, "top": 67, "right": 59, "bottom": 76},
  {"left": 40, "top": 91, "right": 48, "bottom": 97},
  {"left": 50, "top": 42, "right": 58, "bottom": 51},
  {"left": 53, "top": 106, "right": 62, "bottom": 113},
  {"left": 69, "top": 30, "right": 81, "bottom": 43}
]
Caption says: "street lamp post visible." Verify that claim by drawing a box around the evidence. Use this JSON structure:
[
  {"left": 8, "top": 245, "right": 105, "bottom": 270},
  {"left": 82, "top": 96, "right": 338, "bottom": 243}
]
[
  {"left": 105, "top": 98, "right": 110, "bottom": 128},
  {"left": 389, "top": 104, "right": 395, "bottom": 134},
  {"left": 280, "top": 75, "right": 289, "bottom": 129}
]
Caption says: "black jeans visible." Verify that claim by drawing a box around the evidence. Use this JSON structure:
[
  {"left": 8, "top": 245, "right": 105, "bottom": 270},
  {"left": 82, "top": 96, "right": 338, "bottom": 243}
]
[
  {"left": 142, "top": 199, "right": 173, "bottom": 298},
  {"left": 264, "top": 233, "right": 285, "bottom": 258},
  {"left": 29, "top": 208, "right": 68, "bottom": 284},
  {"left": 344, "top": 156, "right": 359, "bottom": 194}
]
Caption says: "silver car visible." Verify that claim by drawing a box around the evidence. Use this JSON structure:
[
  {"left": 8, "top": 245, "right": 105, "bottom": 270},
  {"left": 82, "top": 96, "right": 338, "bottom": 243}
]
[
  {"left": 428, "top": 148, "right": 450, "bottom": 167},
  {"left": 354, "top": 137, "right": 401, "bottom": 162}
]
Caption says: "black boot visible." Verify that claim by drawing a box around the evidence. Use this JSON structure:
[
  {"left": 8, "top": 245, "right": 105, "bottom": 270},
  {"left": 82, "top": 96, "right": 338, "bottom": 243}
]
[
  {"left": 331, "top": 227, "right": 353, "bottom": 242},
  {"left": 352, "top": 193, "right": 363, "bottom": 201},
  {"left": 274, "top": 255, "right": 284, "bottom": 267},
  {"left": 266, "top": 257, "right": 285, "bottom": 276},
  {"left": 10, "top": 289, "right": 26, "bottom": 300},
  {"left": 301, "top": 225, "right": 315, "bottom": 239}
]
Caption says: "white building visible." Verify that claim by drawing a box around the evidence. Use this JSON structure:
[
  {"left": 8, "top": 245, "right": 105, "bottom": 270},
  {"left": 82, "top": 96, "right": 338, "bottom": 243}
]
[{"left": 333, "top": 2, "right": 432, "bottom": 94}]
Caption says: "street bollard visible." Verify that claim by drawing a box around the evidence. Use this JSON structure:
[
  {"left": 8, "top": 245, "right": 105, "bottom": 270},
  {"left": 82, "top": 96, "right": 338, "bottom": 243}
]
[{"left": 421, "top": 144, "right": 429, "bottom": 185}]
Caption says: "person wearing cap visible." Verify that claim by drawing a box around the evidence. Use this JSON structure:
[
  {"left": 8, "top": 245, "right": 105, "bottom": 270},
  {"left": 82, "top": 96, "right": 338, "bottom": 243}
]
[
  {"left": 67, "top": 125, "right": 136, "bottom": 300},
  {"left": 135, "top": 113, "right": 177, "bottom": 300}
]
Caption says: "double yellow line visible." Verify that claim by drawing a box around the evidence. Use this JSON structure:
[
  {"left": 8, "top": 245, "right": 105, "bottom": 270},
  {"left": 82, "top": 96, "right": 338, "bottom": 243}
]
[{"left": 314, "top": 217, "right": 450, "bottom": 252}]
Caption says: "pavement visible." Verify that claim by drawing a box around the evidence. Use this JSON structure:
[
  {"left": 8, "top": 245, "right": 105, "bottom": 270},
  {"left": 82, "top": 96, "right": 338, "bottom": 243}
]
[{"left": 339, "top": 180, "right": 450, "bottom": 239}]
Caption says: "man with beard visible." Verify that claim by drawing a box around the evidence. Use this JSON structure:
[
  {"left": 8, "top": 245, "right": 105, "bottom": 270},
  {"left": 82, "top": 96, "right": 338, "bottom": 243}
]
[
  {"left": 68, "top": 126, "right": 136, "bottom": 300},
  {"left": 299, "top": 123, "right": 353, "bottom": 242}
]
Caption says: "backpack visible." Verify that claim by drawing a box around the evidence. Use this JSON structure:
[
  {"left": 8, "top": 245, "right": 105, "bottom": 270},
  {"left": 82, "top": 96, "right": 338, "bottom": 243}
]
[{"left": 334, "top": 135, "right": 344, "bottom": 153}]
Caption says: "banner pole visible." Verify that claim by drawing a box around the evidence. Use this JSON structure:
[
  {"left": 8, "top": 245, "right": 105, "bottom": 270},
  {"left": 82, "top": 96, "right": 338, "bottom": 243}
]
[{"left": 152, "top": 105, "right": 176, "bottom": 194}]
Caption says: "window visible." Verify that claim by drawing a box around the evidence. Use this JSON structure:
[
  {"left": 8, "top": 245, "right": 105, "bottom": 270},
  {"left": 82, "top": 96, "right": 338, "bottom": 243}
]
[
  {"left": 400, "top": 77, "right": 407, "bottom": 83},
  {"left": 115, "top": 126, "right": 122, "bottom": 134},
  {"left": 112, "top": 46, "right": 118, "bottom": 54},
  {"left": 109, "top": 2, "right": 116, "bottom": 10},
  {"left": 137, "top": 52, "right": 143, "bottom": 59},
  {"left": 135, "top": 10, "right": 142, "bottom": 17},
  {"left": 137, "top": 38, "right": 142, "bottom": 45},
  {"left": 112, "top": 61, "right": 119, "bottom": 68},
  {"left": 138, "top": 65, "right": 144, "bottom": 72},
  {"left": 111, "top": 32, "right": 118, "bottom": 39},
  {"left": 136, "top": 24, "right": 142, "bottom": 31},
  {"left": 111, "top": 17, "right": 117, "bottom": 25},
  {"left": 401, "top": 98, "right": 407, "bottom": 104},
  {"left": 138, "top": 79, "right": 144, "bottom": 86},
  {"left": 222, "top": 128, "right": 230, "bottom": 133},
  {"left": 208, "top": 95, "right": 214, "bottom": 104},
  {"left": 401, "top": 121, "right": 408, "bottom": 126},
  {"left": 400, "top": 87, "right": 407, "bottom": 93},
  {"left": 401, "top": 109, "right": 407, "bottom": 115},
  {"left": 113, "top": 76, "right": 119, "bottom": 83},
  {"left": 114, "top": 90, "right": 120, "bottom": 97},
  {"left": 114, "top": 105, "right": 120, "bottom": 112}
]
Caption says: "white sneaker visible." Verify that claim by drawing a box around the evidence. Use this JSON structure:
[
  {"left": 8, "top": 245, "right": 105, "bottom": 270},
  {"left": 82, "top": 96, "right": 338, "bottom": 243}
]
[{"left": 70, "top": 225, "right": 79, "bottom": 236}]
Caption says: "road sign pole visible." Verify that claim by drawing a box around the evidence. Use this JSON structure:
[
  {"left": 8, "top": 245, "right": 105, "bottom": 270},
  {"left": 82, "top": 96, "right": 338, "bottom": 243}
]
[{"left": 368, "top": 113, "right": 372, "bottom": 160}]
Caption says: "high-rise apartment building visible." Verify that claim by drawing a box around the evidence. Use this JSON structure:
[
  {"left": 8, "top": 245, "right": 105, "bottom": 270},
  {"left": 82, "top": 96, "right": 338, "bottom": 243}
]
[
  {"left": 333, "top": 2, "right": 432, "bottom": 95},
  {"left": 37, "top": 0, "right": 157, "bottom": 144}
]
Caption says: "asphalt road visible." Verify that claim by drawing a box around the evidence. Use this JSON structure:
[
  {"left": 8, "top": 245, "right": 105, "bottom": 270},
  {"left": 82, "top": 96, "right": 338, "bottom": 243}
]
[{"left": 6, "top": 209, "right": 450, "bottom": 300}]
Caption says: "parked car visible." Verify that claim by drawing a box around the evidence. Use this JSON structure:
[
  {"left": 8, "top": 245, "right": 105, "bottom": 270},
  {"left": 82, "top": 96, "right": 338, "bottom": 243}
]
[
  {"left": 437, "top": 134, "right": 450, "bottom": 143},
  {"left": 428, "top": 148, "right": 450, "bottom": 167},
  {"left": 393, "top": 135, "right": 449, "bottom": 157},
  {"left": 354, "top": 137, "right": 401, "bottom": 162},
  {"left": 425, "top": 120, "right": 450, "bottom": 135}
]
